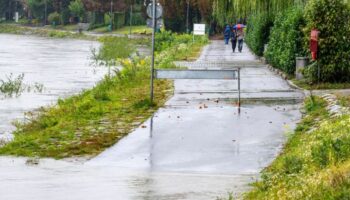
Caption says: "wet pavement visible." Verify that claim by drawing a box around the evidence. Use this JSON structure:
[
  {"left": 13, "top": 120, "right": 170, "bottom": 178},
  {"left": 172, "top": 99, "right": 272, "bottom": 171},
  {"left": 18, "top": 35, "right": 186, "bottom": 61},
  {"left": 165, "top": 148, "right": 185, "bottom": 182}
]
[
  {"left": 0, "top": 34, "right": 106, "bottom": 141},
  {"left": 0, "top": 40, "right": 303, "bottom": 199}
]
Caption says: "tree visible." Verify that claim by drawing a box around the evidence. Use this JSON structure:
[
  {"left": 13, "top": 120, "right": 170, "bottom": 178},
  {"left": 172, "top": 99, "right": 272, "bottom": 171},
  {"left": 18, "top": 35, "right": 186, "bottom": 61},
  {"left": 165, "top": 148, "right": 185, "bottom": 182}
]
[
  {"left": 82, "top": 0, "right": 127, "bottom": 12},
  {"left": 28, "top": 0, "right": 52, "bottom": 20},
  {"left": 68, "top": 0, "right": 84, "bottom": 21}
]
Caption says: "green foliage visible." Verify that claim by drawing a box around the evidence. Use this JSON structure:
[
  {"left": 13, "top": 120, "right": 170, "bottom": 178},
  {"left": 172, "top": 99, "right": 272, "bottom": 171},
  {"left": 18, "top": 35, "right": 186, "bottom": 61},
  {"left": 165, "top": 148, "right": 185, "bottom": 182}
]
[
  {"left": 265, "top": 8, "right": 305, "bottom": 74},
  {"left": 69, "top": 0, "right": 85, "bottom": 21},
  {"left": 28, "top": 0, "right": 48, "bottom": 20},
  {"left": 94, "top": 36, "right": 136, "bottom": 67},
  {"left": 303, "top": 0, "right": 350, "bottom": 82},
  {"left": 154, "top": 31, "right": 209, "bottom": 68},
  {"left": 212, "top": 0, "right": 307, "bottom": 26},
  {"left": 0, "top": 73, "right": 25, "bottom": 97},
  {"left": 60, "top": 9, "right": 71, "bottom": 25},
  {"left": 48, "top": 12, "right": 60, "bottom": 25},
  {"left": 282, "top": 155, "right": 303, "bottom": 174},
  {"left": 125, "top": 12, "right": 146, "bottom": 26},
  {"left": 245, "top": 12, "right": 273, "bottom": 56},
  {"left": 245, "top": 96, "right": 350, "bottom": 199}
]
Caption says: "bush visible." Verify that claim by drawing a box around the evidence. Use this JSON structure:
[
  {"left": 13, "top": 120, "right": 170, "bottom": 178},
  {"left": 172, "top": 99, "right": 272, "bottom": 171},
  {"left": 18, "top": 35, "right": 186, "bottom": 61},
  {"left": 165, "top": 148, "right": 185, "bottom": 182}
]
[
  {"left": 265, "top": 8, "right": 305, "bottom": 75},
  {"left": 245, "top": 12, "right": 273, "bottom": 56},
  {"left": 303, "top": 0, "right": 350, "bottom": 82},
  {"left": 125, "top": 12, "right": 146, "bottom": 26},
  {"left": 69, "top": 0, "right": 85, "bottom": 22},
  {"left": 60, "top": 9, "right": 71, "bottom": 25},
  {"left": 48, "top": 12, "right": 60, "bottom": 25}
]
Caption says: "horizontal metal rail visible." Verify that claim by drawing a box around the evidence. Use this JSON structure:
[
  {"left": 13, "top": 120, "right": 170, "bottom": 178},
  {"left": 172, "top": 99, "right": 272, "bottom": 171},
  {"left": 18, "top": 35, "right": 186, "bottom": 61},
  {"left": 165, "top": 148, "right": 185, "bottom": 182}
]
[{"left": 154, "top": 69, "right": 238, "bottom": 80}]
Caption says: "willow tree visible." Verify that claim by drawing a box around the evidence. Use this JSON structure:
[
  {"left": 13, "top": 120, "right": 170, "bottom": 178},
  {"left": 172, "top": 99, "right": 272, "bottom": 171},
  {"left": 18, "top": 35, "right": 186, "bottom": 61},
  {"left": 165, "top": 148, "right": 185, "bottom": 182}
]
[{"left": 212, "top": 0, "right": 307, "bottom": 26}]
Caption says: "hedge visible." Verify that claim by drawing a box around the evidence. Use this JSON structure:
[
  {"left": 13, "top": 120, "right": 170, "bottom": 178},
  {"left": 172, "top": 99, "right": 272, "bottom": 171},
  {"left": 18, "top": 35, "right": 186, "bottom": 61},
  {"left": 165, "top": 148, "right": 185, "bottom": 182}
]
[
  {"left": 265, "top": 8, "right": 305, "bottom": 75},
  {"left": 245, "top": 12, "right": 273, "bottom": 56},
  {"left": 303, "top": 0, "right": 350, "bottom": 82}
]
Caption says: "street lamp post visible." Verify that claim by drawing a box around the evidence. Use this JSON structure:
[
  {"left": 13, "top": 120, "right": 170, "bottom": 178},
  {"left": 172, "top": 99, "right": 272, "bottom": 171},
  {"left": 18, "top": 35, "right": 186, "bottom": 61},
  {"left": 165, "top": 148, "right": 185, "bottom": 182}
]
[{"left": 150, "top": 0, "right": 157, "bottom": 103}]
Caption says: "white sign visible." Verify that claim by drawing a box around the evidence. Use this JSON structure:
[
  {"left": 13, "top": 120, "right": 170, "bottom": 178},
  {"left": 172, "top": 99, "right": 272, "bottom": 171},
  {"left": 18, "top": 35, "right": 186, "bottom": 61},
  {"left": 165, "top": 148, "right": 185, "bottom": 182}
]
[{"left": 193, "top": 24, "right": 206, "bottom": 35}]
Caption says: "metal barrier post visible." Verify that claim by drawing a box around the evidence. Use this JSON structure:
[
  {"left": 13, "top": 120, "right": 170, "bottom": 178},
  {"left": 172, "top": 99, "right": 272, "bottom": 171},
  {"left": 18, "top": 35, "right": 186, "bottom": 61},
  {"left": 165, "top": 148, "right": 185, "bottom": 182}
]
[{"left": 238, "top": 67, "right": 241, "bottom": 113}]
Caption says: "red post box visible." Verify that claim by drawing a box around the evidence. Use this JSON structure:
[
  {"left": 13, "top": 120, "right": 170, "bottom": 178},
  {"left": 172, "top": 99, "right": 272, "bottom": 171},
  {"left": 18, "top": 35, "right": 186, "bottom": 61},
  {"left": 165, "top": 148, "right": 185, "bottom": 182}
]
[{"left": 310, "top": 29, "right": 320, "bottom": 61}]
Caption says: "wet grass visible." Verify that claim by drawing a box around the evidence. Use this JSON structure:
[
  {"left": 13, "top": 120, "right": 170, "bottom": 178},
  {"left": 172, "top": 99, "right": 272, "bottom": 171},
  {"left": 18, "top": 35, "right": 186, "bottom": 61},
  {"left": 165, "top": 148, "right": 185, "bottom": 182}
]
[
  {"left": 0, "top": 66, "right": 172, "bottom": 159},
  {"left": 244, "top": 97, "right": 350, "bottom": 199},
  {"left": 0, "top": 73, "right": 25, "bottom": 97},
  {"left": 0, "top": 73, "right": 44, "bottom": 97},
  {"left": 338, "top": 95, "right": 350, "bottom": 108},
  {"left": 91, "top": 25, "right": 152, "bottom": 35},
  {"left": 0, "top": 24, "right": 95, "bottom": 40},
  {"left": 292, "top": 79, "right": 350, "bottom": 90}
]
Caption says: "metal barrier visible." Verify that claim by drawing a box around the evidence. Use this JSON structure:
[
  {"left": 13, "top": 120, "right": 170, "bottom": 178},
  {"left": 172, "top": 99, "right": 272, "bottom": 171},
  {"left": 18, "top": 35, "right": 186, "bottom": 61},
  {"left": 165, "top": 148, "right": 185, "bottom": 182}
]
[{"left": 153, "top": 68, "right": 241, "bottom": 108}]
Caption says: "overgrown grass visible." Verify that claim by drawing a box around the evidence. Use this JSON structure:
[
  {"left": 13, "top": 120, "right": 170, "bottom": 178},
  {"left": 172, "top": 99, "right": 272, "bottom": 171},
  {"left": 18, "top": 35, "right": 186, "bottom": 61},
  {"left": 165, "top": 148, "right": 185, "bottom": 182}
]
[
  {"left": 0, "top": 24, "right": 95, "bottom": 40},
  {"left": 245, "top": 97, "right": 350, "bottom": 199},
  {"left": 293, "top": 79, "right": 350, "bottom": 90},
  {"left": 91, "top": 25, "right": 152, "bottom": 35},
  {"left": 338, "top": 95, "right": 350, "bottom": 107},
  {"left": 0, "top": 58, "right": 172, "bottom": 159}
]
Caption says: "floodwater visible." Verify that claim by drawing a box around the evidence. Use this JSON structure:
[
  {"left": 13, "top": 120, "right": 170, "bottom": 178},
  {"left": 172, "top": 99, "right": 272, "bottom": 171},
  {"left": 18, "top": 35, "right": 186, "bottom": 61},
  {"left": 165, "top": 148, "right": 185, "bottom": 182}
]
[
  {"left": 0, "top": 39, "right": 303, "bottom": 200},
  {"left": 0, "top": 34, "right": 106, "bottom": 141}
]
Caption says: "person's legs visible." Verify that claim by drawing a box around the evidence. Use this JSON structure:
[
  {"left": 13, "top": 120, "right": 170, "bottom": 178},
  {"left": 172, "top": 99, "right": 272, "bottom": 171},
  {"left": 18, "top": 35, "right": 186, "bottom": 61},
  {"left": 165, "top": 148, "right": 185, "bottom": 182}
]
[
  {"left": 225, "top": 38, "right": 229, "bottom": 45},
  {"left": 231, "top": 39, "right": 237, "bottom": 52},
  {"left": 238, "top": 39, "right": 243, "bottom": 52}
]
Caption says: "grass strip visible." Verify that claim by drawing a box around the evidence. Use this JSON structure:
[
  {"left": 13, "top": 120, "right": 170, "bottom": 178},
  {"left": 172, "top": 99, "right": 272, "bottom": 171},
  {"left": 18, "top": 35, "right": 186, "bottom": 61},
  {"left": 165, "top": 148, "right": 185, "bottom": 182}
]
[
  {"left": 244, "top": 96, "right": 350, "bottom": 199},
  {"left": 292, "top": 79, "right": 350, "bottom": 90}
]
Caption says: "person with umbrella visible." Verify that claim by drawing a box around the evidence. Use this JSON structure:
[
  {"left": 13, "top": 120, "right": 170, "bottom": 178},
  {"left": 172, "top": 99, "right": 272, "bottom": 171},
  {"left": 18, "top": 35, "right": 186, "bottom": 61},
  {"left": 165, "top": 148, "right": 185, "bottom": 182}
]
[
  {"left": 230, "top": 26, "right": 237, "bottom": 52},
  {"left": 234, "top": 24, "right": 246, "bottom": 52},
  {"left": 223, "top": 24, "right": 231, "bottom": 45}
]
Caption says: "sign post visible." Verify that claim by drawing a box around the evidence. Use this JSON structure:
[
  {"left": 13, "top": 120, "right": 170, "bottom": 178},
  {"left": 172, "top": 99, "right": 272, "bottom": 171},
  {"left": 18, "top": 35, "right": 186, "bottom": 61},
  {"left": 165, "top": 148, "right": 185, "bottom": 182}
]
[{"left": 147, "top": 1, "right": 163, "bottom": 103}]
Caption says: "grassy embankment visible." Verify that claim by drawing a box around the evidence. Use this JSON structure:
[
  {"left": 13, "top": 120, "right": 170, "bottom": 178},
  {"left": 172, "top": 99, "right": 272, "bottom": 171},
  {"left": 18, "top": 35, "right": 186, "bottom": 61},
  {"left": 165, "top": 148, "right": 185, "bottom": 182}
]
[
  {"left": 0, "top": 23, "right": 95, "bottom": 40},
  {"left": 245, "top": 96, "right": 350, "bottom": 199},
  {"left": 91, "top": 25, "right": 152, "bottom": 35},
  {"left": 292, "top": 79, "right": 350, "bottom": 90},
  {"left": 0, "top": 32, "right": 208, "bottom": 159}
]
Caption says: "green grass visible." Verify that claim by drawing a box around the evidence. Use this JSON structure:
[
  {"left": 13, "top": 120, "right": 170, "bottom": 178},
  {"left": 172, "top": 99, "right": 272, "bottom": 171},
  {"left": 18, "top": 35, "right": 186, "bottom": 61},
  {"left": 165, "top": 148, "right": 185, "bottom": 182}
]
[
  {"left": 293, "top": 79, "right": 350, "bottom": 90},
  {"left": 0, "top": 63, "right": 172, "bottom": 159},
  {"left": 244, "top": 96, "right": 350, "bottom": 199},
  {"left": 338, "top": 95, "right": 350, "bottom": 108},
  {"left": 0, "top": 24, "right": 95, "bottom": 40},
  {"left": 91, "top": 25, "right": 152, "bottom": 35}
]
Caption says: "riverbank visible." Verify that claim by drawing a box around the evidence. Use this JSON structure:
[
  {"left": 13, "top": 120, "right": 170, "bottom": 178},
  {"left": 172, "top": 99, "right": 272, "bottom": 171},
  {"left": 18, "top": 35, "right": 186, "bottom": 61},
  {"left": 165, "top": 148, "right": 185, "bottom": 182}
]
[
  {"left": 0, "top": 24, "right": 96, "bottom": 40},
  {"left": 0, "top": 32, "right": 208, "bottom": 159},
  {"left": 244, "top": 96, "right": 350, "bottom": 199}
]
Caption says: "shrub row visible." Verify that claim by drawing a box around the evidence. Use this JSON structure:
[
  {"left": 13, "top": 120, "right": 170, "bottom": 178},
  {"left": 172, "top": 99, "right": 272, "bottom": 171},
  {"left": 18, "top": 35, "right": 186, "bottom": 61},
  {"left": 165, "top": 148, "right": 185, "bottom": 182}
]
[
  {"left": 265, "top": 8, "right": 305, "bottom": 75},
  {"left": 246, "top": 0, "right": 350, "bottom": 83}
]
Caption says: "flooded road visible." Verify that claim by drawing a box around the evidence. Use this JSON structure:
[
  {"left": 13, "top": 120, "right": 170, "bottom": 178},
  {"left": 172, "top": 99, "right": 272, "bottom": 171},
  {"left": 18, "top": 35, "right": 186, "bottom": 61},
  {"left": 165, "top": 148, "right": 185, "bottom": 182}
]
[
  {"left": 0, "top": 34, "right": 105, "bottom": 140},
  {"left": 0, "top": 39, "right": 303, "bottom": 200}
]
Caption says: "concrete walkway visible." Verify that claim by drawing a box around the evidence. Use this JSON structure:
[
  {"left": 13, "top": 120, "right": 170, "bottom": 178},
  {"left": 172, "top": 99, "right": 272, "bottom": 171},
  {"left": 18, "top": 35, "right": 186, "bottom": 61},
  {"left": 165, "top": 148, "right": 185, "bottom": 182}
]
[
  {"left": 88, "top": 41, "right": 303, "bottom": 198},
  {"left": 0, "top": 41, "right": 303, "bottom": 200}
]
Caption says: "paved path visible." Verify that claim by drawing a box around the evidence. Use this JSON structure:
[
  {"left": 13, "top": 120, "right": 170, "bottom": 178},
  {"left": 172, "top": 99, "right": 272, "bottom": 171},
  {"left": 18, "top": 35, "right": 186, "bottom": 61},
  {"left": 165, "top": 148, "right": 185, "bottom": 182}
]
[{"left": 0, "top": 41, "right": 303, "bottom": 200}]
